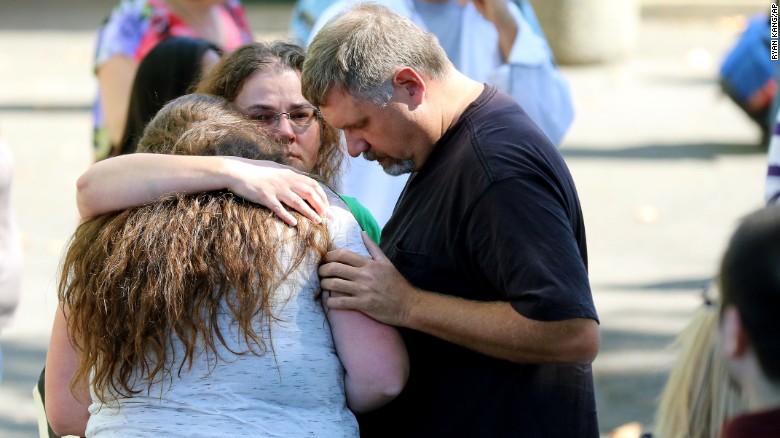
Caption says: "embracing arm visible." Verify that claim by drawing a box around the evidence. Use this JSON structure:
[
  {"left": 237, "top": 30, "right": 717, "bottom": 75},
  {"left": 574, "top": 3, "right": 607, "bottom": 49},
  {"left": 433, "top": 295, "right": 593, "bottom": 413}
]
[
  {"left": 77, "top": 154, "right": 329, "bottom": 226},
  {"left": 323, "top": 292, "right": 409, "bottom": 413},
  {"left": 45, "top": 304, "right": 90, "bottom": 437},
  {"left": 320, "top": 233, "right": 599, "bottom": 364}
]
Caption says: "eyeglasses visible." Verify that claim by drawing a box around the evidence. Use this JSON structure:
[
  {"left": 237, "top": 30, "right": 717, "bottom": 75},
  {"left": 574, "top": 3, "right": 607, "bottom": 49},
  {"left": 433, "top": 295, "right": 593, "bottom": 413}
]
[{"left": 252, "top": 106, "right": 320, "bottom": 128}]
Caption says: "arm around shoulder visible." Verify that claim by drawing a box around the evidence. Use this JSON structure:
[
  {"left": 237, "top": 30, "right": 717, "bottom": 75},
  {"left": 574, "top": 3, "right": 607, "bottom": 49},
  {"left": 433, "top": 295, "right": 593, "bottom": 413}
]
[
  {"left": 76, "top": 153, "right": 233, "bottom": 218},
  {"left": 76, "top": 154, "right": 329, "bottom": 225}
]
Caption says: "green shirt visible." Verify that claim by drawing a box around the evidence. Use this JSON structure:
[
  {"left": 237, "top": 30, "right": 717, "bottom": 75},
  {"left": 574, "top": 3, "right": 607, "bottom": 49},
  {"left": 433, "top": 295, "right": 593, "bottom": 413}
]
[{"left": 339, "top": 194, "right": 382, "bottom": 244}]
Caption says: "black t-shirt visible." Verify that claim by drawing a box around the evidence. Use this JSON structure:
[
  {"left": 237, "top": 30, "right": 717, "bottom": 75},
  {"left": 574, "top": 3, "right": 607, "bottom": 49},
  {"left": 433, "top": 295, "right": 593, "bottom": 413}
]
[{"left": 359, "top": 86, "right": 599, "bottom": 437}]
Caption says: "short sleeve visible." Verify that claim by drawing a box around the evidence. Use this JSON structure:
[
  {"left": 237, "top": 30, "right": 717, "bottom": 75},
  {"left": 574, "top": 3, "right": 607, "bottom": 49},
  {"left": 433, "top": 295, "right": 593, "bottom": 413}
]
[
  {"left": 94, "top": 0, "right": 149, "bottom": 69},
  {"left": 325, "top": 192, "right": 370, "bottom": 258},
  {"left": 339, "top": 195, "right": 382, "bottom": 244},
  {"left": 463, "top": 177, "right": 597, "bottom": 322}
]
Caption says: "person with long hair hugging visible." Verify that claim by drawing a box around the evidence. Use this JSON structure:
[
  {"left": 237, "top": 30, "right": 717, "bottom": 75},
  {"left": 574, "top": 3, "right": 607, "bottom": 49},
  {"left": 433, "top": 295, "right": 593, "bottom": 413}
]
[
  {"left": 77, "top": 41, "right": 382, "bottom": 243},
  {"left": 45, "top": 94, "right": 408, "bottom": 437}
]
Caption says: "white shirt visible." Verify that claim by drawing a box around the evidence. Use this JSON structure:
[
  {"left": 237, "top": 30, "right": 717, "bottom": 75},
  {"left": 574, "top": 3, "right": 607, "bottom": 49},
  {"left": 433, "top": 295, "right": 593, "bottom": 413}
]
[{"left": 86, "top": 191, "right": 366, "bottom": 437}]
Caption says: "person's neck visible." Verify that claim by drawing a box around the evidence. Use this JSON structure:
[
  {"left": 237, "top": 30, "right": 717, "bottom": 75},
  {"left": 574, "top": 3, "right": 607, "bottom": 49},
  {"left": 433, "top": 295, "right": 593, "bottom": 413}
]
[
  {"left": 164, "top": 0, "right": 224, "bottom": 46},
  {"left": 439, "top": 68, "right": 484, "bottom": 133},
  {"left": 411, "top": 67, "right": 482, "bottom": 169}
]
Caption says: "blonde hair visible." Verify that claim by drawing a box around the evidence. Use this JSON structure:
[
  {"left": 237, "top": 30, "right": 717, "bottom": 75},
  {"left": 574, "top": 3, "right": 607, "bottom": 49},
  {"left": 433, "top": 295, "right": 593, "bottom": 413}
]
[
  {"left": 301, "top": 2, "right": 449, "bottom": 108},
  {"left": 60, "top": 94, "right": 330, "bottom": 403},
  {"left": 653, "top": 288, "right": 747, "bottom": 438}
]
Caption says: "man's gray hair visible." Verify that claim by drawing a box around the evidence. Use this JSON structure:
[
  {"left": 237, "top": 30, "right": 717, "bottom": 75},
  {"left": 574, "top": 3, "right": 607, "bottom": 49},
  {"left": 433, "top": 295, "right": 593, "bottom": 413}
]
[{"left": 301, "top": 2, "right": 449, "bottom": 108}]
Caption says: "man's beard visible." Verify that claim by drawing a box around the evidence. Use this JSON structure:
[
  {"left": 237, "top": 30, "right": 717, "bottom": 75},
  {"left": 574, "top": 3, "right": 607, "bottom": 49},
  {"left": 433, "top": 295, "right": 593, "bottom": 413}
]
[{"left": 363, "top": 150, "right": 415, "bottom": 176}]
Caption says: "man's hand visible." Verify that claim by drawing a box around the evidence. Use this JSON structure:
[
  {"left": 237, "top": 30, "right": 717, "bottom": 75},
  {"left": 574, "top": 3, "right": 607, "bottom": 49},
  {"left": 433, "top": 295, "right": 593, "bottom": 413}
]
[
  {"left": 225, "top": 157, "right": 329, "bottom": 226},
  {"left": 319, "top": 232, "right": 419, "bottom": 327}
]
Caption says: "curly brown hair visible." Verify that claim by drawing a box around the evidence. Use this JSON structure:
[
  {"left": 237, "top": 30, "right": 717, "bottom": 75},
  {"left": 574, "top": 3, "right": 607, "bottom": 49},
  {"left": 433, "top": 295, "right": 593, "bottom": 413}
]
[
  {"left": 196, "top": 41, "right": 344, "bottom": 187},
  {"left": 60, "top": 94, "right": 330, "bottom": 402}
]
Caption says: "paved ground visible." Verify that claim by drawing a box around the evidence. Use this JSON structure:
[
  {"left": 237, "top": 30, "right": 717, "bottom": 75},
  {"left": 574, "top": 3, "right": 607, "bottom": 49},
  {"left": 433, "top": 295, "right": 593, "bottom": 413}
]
[{"left": 0, "top": 1, "right": 771, "bottom": 436}]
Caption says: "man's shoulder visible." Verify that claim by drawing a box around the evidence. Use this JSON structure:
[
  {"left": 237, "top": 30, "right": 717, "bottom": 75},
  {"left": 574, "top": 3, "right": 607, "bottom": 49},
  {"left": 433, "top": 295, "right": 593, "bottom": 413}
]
[
  {"left": 459, "top": 88, "right": 549, "bottom": 151},
  {"left": 469, "top": 88, "right": 546, "bottom": 137},
  {"left": 464, "top": 100, "right": 557, "bottom": 176}
]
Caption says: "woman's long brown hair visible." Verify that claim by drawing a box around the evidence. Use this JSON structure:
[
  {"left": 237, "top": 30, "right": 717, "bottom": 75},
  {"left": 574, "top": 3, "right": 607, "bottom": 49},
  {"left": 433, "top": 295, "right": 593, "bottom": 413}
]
[{"left": 59, "top": 95, "right": 330, "bottom": 402}]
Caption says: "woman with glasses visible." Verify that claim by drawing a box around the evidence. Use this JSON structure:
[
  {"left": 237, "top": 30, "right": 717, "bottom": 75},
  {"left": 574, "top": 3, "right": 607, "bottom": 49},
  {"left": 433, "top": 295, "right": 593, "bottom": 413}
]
[{"left": 77, "top": 41, "right": 381, "bottom": 243}]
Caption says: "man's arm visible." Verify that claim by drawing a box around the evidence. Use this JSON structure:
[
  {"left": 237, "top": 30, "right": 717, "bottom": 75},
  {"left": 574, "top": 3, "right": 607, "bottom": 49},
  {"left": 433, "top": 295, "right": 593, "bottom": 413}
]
[
  {"left": 320, "top": 233, "right": 599, "bottom": 364},
  {"left": 77, "top": 154, "right": 329, "bottom": 226}
]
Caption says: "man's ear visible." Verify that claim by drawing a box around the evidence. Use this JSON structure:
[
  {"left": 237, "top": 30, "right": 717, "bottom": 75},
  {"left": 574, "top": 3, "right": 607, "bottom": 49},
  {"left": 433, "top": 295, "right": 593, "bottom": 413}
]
[
  {"left": 392, "top": 67, "right": 426, "bottom": 107},
  {"left": 721, "top": 305, "right": 750, "bottom": 358}
]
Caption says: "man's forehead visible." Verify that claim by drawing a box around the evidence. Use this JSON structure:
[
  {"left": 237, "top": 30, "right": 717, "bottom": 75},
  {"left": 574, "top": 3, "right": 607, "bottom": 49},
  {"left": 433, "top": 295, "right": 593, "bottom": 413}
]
[
  {"left": 320, "top": 88, "right": 360, "bottom": 124},
  {"left": 321, "top": 87, "right": 354, "bottom": 108}
]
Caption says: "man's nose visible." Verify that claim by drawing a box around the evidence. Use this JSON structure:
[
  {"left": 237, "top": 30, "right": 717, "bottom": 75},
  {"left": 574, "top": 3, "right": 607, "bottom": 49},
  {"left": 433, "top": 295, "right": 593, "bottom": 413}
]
[{"left": 345, "top": 132, "right": 368, "bottom": 157}]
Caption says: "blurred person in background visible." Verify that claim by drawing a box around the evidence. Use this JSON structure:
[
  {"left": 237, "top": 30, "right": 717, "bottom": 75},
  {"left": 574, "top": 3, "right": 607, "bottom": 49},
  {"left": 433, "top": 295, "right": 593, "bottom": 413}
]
[
  {"left": 718, "top": 204, "right": 780, "bottom": 438},
  {"left": 45, "top": 94, "right": 407, "bottom": 437},
  {"left": 295, "top": 0, "right": 574, "bottom": 227},
  {"left": 115, "top": 36, "right": 222, "bottom": 156},
  {"left": 32, "top": 36, "right": 223, "bottom": 437},
  {"left": 92, "top": 0, "right": 253, "bottom": 161},
  {"left": 608, "top": 285, "right": 747, "bottom": 438},
  {"left": 0, "top": 131, "right": 22, "bottom": 384},
  {"left": 298, "top": 0, "right": 572, "bottom": 146}
]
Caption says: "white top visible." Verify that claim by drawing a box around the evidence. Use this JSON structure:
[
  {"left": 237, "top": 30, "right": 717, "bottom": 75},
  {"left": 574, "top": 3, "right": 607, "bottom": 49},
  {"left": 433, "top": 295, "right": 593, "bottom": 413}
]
[{"left": 86, "top": 190, "right": 366, "bottom": 437}]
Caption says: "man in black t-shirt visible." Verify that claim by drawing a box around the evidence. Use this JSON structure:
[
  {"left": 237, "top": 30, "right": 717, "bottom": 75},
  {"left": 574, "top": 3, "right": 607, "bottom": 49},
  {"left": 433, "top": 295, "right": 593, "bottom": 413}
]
[{"left": 305, "top": 4, "right": 600, "bottom": 437}]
